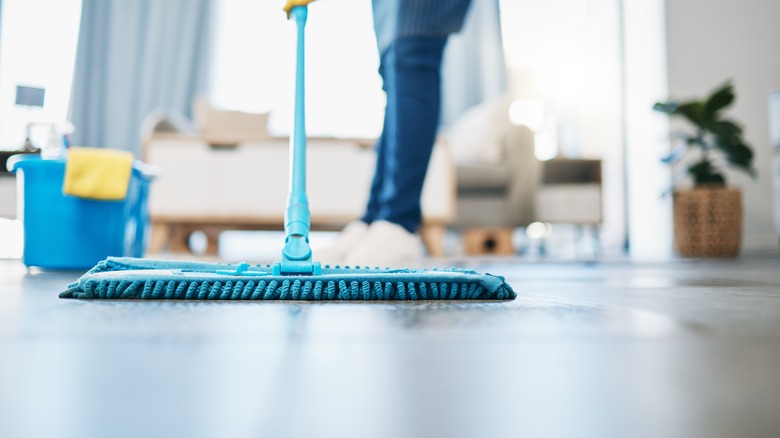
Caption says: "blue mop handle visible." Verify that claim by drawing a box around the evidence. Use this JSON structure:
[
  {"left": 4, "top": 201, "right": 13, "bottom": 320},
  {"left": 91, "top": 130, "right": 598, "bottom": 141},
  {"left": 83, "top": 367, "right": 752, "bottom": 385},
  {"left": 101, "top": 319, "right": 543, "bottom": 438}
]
[
  {"left": 277, "top": 5, "right": 319, "bottom": 275},
  {"left": 290, "top": 6, "right": 308, "bottom": 201}
]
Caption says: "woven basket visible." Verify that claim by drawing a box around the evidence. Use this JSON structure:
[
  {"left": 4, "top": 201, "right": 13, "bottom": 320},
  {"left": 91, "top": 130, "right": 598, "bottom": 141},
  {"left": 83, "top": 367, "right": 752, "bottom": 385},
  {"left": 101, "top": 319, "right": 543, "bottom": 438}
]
[{"left": 673, "top": 187, "right": 742, "bottom": 257}]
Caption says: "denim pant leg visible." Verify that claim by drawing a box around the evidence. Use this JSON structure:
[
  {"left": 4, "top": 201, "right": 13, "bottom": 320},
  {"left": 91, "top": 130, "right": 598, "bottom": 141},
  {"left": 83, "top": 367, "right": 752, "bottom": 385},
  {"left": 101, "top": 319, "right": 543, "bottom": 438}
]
[
  {"left": 362, "top": 36, "right": 448, "bottom": 233},
  {"left": 361, "top": 131, "right": 385, "bottom": 224}
]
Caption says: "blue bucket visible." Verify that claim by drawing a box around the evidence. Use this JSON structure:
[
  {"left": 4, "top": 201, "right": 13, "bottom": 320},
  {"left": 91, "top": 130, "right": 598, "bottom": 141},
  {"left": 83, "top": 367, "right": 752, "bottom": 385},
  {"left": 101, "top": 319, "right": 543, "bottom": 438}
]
[{"left": 9, "top": 154, "right": 152, "bottom": 270}]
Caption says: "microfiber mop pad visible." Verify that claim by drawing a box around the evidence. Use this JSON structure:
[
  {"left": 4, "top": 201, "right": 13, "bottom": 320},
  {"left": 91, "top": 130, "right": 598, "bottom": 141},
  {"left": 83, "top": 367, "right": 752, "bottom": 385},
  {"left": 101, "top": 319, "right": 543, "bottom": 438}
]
[
  {"left": 60, "top": 258, "right": 515, "bottom": 300},
  {"left": 60, "top": 5, "right": 515, "bottom": 302}
]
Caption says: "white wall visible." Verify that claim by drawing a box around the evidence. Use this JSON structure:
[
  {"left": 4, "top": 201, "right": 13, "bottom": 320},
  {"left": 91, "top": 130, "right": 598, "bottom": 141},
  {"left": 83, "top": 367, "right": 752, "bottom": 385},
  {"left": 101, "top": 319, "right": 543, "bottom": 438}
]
[
  {"left": 0, "top": 0, "right": 82, "bottom": 149},
  {"left": 209, "top": 0, "right": 384, "bottom": 138},
  {"left": 623, "top": 0, "right": 674, "bottom": 260},
  {"left": 664, "top": 0, "right": 780, "bottom": 253}
]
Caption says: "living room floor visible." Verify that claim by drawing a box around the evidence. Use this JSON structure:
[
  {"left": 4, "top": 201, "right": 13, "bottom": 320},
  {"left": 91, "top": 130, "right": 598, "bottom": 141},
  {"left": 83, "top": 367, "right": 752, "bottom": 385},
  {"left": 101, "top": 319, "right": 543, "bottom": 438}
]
[{"left": 1, "top": 256, "right": 779, "bottom": 438}]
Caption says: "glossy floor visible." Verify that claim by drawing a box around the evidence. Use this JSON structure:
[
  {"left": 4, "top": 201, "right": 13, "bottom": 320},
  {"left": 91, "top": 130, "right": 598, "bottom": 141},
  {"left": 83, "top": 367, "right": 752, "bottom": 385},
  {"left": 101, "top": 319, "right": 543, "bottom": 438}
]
[{"left": 1, "top": 257, "right": 779, "bottom": 438}]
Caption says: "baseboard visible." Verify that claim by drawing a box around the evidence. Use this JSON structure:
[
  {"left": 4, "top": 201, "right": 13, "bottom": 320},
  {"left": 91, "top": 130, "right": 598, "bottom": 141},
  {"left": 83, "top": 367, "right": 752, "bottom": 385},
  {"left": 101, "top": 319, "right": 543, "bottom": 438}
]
[{"left": 742, "top": 233, "right": 780, "bottom": 254}]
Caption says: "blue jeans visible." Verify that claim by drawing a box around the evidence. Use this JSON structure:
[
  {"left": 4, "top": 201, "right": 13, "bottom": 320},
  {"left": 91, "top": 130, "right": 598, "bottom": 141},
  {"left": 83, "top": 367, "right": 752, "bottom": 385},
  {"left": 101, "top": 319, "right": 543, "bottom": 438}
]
[{"left": 361, "top": 36, "right": 448, "bottom": 233}]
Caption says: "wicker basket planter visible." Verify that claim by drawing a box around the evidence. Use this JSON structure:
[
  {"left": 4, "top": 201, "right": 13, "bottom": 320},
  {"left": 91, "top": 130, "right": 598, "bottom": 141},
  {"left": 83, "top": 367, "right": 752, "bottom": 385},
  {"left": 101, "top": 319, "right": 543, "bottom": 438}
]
[{"left": 673, "top": 187, "right": 742, "bottom": 257}]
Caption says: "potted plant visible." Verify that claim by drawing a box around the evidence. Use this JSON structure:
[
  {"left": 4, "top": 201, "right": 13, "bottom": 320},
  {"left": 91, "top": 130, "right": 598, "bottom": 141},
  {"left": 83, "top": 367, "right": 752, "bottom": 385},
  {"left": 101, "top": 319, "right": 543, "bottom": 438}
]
[{"left": 653, "top": 81, "right": 756, "bottom": 257}]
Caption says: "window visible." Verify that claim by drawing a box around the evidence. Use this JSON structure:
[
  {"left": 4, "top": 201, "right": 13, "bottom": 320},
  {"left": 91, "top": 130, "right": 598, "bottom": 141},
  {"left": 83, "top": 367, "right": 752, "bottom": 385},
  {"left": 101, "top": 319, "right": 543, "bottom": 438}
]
[
  {"left": 210, "top": 0, "right": 384, "bottom": 138},
  {"left": 0, "top": 0, "right": 82, "bottom": 150},
  {"left": 500, "top": 0, "right": 627, "bottom": 252}
]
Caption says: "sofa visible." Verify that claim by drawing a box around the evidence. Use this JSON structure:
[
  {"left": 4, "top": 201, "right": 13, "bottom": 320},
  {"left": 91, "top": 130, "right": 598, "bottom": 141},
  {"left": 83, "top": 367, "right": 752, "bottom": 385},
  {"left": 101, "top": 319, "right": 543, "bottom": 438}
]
[
  {"left": 140, "top": 101, "right": 456, "bottom": 256},
  {"left": 446, "top": 96, "right": 603, "bottom": 255},
  {"left": 446, "top": 96, "right": 541, "bottom": 254}
]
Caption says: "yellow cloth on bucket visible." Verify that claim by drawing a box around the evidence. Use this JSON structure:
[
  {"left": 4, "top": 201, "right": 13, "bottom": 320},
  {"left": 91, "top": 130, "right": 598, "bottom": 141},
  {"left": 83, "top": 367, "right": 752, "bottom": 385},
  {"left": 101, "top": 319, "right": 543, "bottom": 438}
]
[{"left": 63, "top": 147, "right": 134, "bottom": 200}]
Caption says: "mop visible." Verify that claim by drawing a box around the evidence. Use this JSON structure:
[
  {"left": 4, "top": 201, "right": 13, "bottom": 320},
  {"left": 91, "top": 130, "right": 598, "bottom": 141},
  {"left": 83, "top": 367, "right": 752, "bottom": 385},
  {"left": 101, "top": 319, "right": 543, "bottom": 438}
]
[{"left": 60, "top": 6, "right": 515, "bottom": 301}]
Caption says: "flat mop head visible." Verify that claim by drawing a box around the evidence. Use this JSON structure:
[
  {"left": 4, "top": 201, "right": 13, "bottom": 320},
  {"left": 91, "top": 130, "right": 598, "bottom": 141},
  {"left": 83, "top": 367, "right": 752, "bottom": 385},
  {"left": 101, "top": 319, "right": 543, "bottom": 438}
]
[{"left": 60, "top": 257, "right": 515, "bottom": 301}]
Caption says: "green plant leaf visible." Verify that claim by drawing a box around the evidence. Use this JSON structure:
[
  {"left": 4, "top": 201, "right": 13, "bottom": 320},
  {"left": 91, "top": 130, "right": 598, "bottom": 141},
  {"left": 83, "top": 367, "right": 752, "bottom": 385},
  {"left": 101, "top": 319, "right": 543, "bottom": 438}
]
[
  {"left": 688, "top": 160, "right": 711, "bottom": 175},
  {"left": 701, "top": 173, "right": 726, "bottom": 185},
  {"left": 688, "top": 160, "right": 726, "bottom": 186},
  {"left": 653, "top": 102, "right": 678, "bottom": 114},
  {"left": 675, "top": 101, "right": 706, "bottom": 127},
  {"left": 661, "top": 145, "right": 688, "bottom": 165},
  {"left": 703, "top": 81, "right": 735, "bottom": 119},
  {"left": 720, "top": 141, "right": 755, "bottom": 173},
  {"left": 653, "top": 80, "right": 757, "bottom": 186},
  {"left": 711, "top": 120, "right": 743, "bottom": 138},
  {"left": 685, "top": 135, "right": 700, "bottom": 145}
]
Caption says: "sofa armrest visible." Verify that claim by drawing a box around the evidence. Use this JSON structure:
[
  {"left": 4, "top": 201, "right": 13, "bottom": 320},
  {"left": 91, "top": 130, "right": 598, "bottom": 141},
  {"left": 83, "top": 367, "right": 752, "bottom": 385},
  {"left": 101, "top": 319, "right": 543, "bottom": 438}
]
[{"left": 501, "top": 124, "right": 540, "bottom": 226}]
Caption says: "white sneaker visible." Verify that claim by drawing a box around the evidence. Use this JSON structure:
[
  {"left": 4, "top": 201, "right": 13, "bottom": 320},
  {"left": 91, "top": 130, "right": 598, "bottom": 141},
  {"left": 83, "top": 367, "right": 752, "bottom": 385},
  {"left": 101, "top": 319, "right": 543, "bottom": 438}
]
[
  {"left": 343, "top": 220, "right": 422, "bottom": 268},
  {"left": 314, "top": 221, "right": 369, "bottom": 266}
]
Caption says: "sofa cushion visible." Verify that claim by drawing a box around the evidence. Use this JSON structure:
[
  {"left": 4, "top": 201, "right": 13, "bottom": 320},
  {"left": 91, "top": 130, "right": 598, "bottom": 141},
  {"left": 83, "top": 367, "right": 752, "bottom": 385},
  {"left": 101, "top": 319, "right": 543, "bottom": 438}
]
[
  {"left": 193, "top": 96, "right": 270, "bottom": 140},
  {"left": 447, "top": 95, "right": 512, "bottom": 165},
  {"left": 457, "top": 163, "right": 510, "bottom": 192}
]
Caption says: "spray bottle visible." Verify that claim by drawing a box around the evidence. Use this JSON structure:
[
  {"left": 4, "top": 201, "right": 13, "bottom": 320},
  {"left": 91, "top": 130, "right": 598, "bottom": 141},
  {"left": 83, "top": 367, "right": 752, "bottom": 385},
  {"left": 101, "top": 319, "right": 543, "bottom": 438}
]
[{"left": 41, "top": 124, "right": 66, "bottom": 160}]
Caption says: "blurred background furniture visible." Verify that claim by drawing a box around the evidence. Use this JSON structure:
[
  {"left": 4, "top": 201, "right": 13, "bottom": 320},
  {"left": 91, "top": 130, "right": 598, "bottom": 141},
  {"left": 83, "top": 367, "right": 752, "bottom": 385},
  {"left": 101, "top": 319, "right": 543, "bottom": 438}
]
[
  {"left": 0, "top": 156, "right": 16, "bottom": 219},
  {"left": 447, "top": 95, "right": 604, "bottom": 256},
  {"left": 535, "top": 159, "right": 602, "bottom": 224},
  {"left": 0, "top": 151, "right": 38, "bottom": 219},
  {"left": 447, "top": 96, "right": 541, "bottom": 255},
  {"left": 535, "top": 158, "right": 603, "bottom": 255},
  {"left": 454, "top": 124, "right": 539, "bottom": 255},
  {"left": 143, "top": 97, "right": 605, "bottom": 258},
  {"left": 142, "top": 102, "right": 456, "bottom": 257}
]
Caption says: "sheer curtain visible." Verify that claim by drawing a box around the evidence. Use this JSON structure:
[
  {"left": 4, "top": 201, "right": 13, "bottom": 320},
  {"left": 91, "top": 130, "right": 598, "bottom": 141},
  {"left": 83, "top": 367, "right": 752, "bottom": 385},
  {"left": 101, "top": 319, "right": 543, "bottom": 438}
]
[
  {"left": 441, "top": 0, "right": 508, "bottom": 126},
  {"left": 69, "top": 0, "right": 213, "bottom": 153}
]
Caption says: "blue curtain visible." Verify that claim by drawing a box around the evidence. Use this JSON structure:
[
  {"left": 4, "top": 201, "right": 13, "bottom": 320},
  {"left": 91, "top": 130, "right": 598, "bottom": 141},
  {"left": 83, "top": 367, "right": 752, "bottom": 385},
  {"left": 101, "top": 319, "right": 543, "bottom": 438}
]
[
  {"left": 69, "top": 0, "right": 213, "bottom": 154},
  {"left": 441, "top": 0, "right": 508, "bottom": 126}
]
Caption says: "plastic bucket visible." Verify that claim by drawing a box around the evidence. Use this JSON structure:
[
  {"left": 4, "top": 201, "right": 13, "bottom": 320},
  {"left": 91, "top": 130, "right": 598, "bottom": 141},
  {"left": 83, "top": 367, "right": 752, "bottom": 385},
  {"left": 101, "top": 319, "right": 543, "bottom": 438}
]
[{"left": 9, "top": 154, "right": 152, "bottom": 269}]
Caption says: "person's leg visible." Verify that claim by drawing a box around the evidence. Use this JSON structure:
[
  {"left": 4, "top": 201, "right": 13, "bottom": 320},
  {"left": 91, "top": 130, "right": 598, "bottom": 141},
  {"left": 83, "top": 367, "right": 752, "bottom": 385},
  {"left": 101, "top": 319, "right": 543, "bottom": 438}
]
[
  {"left": 320, "top": 51, "right": 394, "bottom": 264},
  {"left": 361, "top": 43, "right": 397, "bottom": 225},
  {"left": 343, "top": 37, "right": 447, "bottom": 267},
  {"left": 361, "top": 111, "right": 387, "bottom": 225},
  {"left": 373, "top": 36, "right": 448, "bottom": 234}
]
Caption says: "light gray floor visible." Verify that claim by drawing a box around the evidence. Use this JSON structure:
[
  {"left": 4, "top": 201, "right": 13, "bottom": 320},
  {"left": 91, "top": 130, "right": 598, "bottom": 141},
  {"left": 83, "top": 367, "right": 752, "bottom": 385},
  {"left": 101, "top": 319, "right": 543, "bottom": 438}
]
[{"left": 1, "top": 257, "right": 779, "bottom": 438}]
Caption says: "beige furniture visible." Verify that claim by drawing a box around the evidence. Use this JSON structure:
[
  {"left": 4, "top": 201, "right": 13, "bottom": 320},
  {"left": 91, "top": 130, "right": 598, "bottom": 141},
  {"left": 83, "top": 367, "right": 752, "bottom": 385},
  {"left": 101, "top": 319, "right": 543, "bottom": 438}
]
[
  {"left": 446, "top": 95, "right": 542, "bottom": 255},
  {"left": 535, "top": 159, "right": 602, "bottom": 225},
  {"left": 0, "top": 152, "right": 23, "bottom": 219},
  {"left": 456, "top": 155, "right": 604, "bottom": 256},
  {"left": 447, "top": 95, "right": 604, "bottom": 255},
  {"left": 453, "top": 123, "right": 540, "bottom": 254},
  {"left": 143, "top": 134, "right": 456, "bottom": 256},
  {"left": 192, "top": 97, "right": 270, "bottom": 140}
]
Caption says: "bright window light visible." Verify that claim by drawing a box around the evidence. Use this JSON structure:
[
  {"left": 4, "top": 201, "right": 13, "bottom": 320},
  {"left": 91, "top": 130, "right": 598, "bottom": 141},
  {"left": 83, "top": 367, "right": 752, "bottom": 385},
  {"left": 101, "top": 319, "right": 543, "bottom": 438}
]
[
  {"left": 508, "top": 99, "right": 545, "bottom": 130},
  {"left": 210, "top": 0, "right": 384, "bottom": 139},
  {"left": 526, "top": 221, "right": 553, "bottom": 239},
  {"left": 0, "top": 218, "right": 23, "bottom": 259},
  {"left": 0, "top": 0, "right": 82, "bottom": 150}
]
